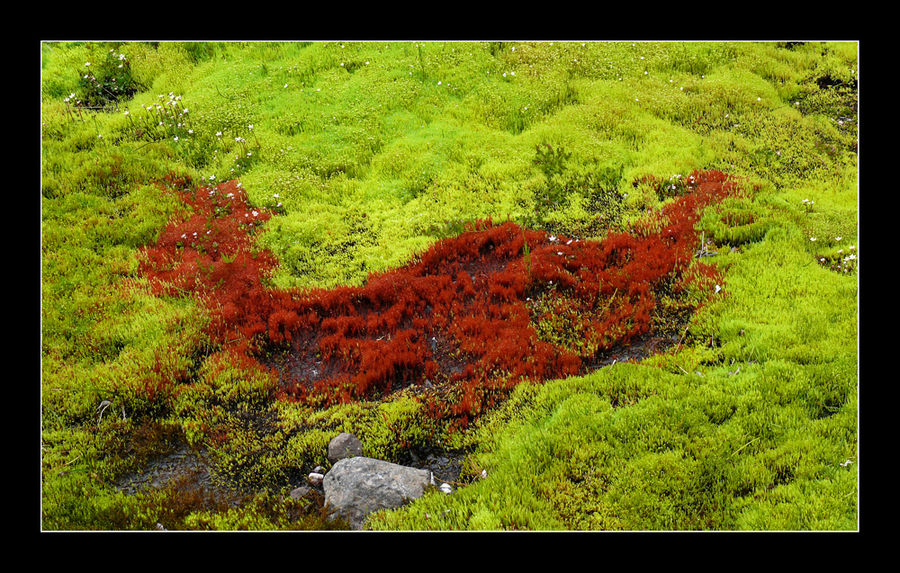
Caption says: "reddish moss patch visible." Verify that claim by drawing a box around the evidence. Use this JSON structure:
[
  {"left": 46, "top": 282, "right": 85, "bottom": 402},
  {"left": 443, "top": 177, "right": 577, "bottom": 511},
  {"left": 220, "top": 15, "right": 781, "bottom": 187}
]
[{"left": 140, "top": 170, "right": 740, "bottom": 427}]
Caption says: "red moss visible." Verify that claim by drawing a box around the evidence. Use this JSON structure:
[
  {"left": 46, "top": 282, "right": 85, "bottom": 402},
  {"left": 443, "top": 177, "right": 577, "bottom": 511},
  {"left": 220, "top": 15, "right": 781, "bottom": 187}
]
[{"left": 140, "top": 170, "right": 739, "bottom": 427}]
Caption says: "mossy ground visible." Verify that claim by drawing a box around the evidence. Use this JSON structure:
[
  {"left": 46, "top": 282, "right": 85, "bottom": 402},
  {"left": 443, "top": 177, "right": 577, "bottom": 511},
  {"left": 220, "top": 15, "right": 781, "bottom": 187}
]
[{"left": 41, "top": 40, "right": 858, "bottom": 531}]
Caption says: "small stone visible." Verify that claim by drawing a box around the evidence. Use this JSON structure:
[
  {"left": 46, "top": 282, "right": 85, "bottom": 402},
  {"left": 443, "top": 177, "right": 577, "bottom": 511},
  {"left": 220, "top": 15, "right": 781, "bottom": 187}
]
[
  {"left": 290, "top": 485, "right": 312, "bottom": 499},
  {"left": 308, "top": 472, "right": 325, "bottom": 486},
  {"left": 327, "top": 432, "right": 363, "bottom": 463}
]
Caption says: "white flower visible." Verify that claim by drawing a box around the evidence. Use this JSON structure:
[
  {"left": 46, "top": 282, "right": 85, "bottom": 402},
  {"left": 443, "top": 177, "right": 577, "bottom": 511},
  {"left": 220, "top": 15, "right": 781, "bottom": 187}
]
[
  {"left": 835, "top": 236, "right": 842, "bottom": 241},
  {"left": 810, "top": 237, "right": 817, "bottom": 241},
  {"left": 284, "top": 83, "right": 288, "bottom": 88},
  {"left": 439, "top": 483, "right": 453, "bottom": 494},
  {"left": 84, "top": 62, "right": 91, "bottom": 67},
  {"left": 123, "top": 110, "right": 129, "bottom": 116},
  {"left": 173, "top": 136, "right": 179, "bottom": 141},
  {"left": 273, "top": 193, "right": 279, "bottom": 198},
  {"left": 248, "top": 124, "right": 253, "bottom": 130},
  {"left": 714, "top": 284, "right": 722, "bottom": 294},
  {"left": 216, "top": 131, "right": 222, "bottom": 137}
]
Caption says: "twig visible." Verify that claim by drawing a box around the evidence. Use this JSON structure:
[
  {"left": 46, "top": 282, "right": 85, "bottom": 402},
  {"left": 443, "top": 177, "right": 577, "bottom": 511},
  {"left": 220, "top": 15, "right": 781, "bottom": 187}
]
[{"left": 731, "top": 436, "right": 760, "bottom": 457}]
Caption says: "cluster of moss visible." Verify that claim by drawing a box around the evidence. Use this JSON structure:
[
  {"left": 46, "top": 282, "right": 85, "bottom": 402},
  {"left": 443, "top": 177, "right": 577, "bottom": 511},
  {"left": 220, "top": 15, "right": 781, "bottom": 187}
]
[{"left": 41, "top": 41, "right": 857, "bottom": 530}]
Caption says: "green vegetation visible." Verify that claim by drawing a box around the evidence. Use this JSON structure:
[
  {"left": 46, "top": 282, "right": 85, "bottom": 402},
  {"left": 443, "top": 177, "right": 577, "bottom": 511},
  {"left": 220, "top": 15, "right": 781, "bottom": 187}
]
[{"left": 41, "top": 40, "right": 858, "bottom": 530}]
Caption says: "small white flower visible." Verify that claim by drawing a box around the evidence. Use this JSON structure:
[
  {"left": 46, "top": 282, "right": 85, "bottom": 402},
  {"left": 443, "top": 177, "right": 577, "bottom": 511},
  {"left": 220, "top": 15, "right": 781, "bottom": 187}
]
[
  {"left": 84, "top": 62, "right": 91, "bottom": 67},
  {"left": 173, "top": 136, "right": 178, "bottom": 141},
  {"left": 714, "top": 284, "right": 722, "bottom": 294},
  {"left": 216, "top": 131, "right": 222, "bottom": 137},
  {"left": 439, "top": 483, "right": 453, "bottom": 494},
  {"left": 835, "top": 236, "right": 842, "bottom": 241},
  {"left": 123, "top": 110, "right": 129, "bottom": 116},
  {"left": 248, "top": 124, "right": 253, "bottom": 130},
  {"left": 840, "top": 459, "right": 853, "bottom": 467},
  {"left": 273, "top": 193, "right": 279, "bottom": 198},
  {"left": 810, "top": 237, "right": 817, "bottom": 241},
  {"left": 284, "top": 83, "right": 289, "bottom": 88}
]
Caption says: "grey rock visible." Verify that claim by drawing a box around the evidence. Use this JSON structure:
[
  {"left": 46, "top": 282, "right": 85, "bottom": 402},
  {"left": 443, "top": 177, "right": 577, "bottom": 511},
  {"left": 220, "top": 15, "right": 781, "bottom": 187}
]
[
  {"left": 327, "top": 432, "right": 363, "bottom": 463},
  {"left": 289, "top": 485, "right": 312, "bottom": 499},
  {"left": 323, "top": 456, "right": 434, "bottom": 529}
]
